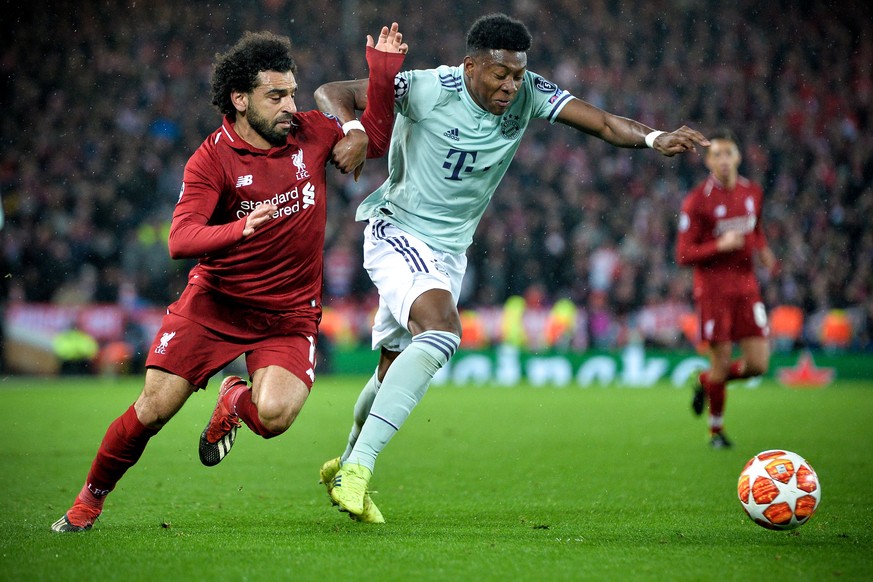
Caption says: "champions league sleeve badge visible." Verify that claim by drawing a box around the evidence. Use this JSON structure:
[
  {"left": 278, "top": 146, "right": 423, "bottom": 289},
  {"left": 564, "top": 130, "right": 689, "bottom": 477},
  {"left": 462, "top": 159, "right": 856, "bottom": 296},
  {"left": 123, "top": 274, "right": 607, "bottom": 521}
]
[{"left": 534, "top": 76, "right": 557, "bottom": 93}]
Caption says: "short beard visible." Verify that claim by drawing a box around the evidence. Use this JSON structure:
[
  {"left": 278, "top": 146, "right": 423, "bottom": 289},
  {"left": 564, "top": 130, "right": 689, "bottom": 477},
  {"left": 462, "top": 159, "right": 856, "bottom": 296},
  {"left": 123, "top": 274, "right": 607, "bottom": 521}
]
[{"left": 247, "top": 105, "right": 291, "bottom": 147}]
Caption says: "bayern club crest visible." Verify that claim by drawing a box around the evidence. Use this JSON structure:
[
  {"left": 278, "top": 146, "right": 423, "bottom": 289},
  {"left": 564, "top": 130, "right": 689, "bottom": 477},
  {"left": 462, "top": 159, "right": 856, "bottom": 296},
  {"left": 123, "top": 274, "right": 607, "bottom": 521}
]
[{"left": 500, "top": 113, "right": 521, "bottom": 140}]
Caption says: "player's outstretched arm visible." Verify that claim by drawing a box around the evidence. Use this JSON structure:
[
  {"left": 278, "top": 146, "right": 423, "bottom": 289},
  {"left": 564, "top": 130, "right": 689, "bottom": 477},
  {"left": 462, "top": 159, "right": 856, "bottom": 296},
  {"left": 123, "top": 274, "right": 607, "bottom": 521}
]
[
  {"left": 315, "top": 22, "right": 407, "bottom": 178},
  {"left": 313, "top": 23, "right": 408, "bottom": 123},
  {"left": 556, "top": 98, "right": 709, "bottom": 156},
  {"left": 314, "top": 81, "right": 366, "bottom": 122},
  {"left": 647, "top": 125, "right": 711, "bottom": 156}
]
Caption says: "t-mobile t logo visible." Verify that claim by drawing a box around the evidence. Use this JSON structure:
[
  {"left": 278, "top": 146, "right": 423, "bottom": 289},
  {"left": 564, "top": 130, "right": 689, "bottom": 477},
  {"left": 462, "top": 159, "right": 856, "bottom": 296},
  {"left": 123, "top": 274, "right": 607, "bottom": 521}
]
[{"left": 442, "top": 148, "right": 477, "bottom": 181}]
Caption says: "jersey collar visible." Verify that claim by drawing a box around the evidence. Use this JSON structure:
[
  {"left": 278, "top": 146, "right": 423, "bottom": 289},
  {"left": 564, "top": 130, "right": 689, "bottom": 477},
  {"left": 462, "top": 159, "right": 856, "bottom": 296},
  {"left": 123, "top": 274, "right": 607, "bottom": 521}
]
[{"left": 707, "top": 173, "right": 738, "bottom": 192}]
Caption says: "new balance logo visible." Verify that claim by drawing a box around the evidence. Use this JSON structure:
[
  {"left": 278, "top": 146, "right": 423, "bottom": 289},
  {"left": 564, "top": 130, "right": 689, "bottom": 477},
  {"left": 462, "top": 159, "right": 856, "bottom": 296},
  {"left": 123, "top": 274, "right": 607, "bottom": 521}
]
[
  {"left": 236, "top": 174, "right": 253, "bottom": 187},
  {"left": 444, "top": 128, "right": 459, "bottom": 141}
]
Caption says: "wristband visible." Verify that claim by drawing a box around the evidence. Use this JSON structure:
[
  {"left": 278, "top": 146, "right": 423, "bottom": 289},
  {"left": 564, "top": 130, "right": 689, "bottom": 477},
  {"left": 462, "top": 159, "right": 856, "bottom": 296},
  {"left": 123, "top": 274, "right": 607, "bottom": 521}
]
[
  {"left": 645, "top": 130, "right": 665, "bottom": 148},
  {"left": 342, "top": 120, "right": 366, "bottom": 135}
]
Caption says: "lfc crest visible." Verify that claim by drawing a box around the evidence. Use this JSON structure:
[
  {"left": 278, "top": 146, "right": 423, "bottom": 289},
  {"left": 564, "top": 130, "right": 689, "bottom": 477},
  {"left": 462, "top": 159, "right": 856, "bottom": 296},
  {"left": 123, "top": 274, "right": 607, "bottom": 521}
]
[{"left": 292, "top": 149, "right": 310, "bottom": 180}]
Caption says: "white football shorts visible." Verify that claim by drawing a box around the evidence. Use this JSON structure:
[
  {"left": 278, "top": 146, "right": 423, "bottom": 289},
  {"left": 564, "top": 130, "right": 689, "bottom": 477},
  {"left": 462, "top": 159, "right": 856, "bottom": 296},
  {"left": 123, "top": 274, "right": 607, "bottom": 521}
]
[{"left": 363, "top": 218, "right": 467, "bottom": 351}]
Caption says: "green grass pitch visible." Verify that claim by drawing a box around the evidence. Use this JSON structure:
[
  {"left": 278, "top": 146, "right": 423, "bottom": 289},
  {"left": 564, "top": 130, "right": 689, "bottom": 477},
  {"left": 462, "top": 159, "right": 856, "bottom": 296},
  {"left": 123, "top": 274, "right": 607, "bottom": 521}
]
[{"left": 1, "top": 374, "right": 871, "bottom": 580}]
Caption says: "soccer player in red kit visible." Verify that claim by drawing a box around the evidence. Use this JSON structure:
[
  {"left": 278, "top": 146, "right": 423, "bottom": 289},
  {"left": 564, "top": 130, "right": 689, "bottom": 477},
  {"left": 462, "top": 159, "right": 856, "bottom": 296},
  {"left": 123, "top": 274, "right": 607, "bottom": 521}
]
[
  {"left": 676, "top": 129, "right": 777, "bottom": 448},
  {"left": 51, "top": 24, "right": 408, "bottom": 533}
]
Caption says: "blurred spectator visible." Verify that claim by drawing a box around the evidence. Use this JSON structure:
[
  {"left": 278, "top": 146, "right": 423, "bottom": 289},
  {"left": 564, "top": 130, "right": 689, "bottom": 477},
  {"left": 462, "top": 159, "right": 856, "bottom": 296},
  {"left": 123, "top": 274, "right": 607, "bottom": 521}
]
[
  {"left": 52, "top": 326, "right": 99, "bottom": 375},
  {"left": 769, "top": 304, "right": 805, "bottom": 353},
  {"left": 819, "top": 309, "right": 853, "bottom": 352}
]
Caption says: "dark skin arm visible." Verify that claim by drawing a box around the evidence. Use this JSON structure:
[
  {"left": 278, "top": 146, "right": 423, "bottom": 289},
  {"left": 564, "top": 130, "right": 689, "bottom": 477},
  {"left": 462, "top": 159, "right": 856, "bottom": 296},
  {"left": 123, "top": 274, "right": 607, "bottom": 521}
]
[
  {"left": 314, "top": 80, "right": 368, "bottom": 122},
  {"left": 555, "top": 98, "right": 710, "bottom": 155},
  {"left": 314, "top": 80, "right": 369, "bottom": 180},
  {"left": 314, "top": 22, "right": 408, "bottom": 179}
]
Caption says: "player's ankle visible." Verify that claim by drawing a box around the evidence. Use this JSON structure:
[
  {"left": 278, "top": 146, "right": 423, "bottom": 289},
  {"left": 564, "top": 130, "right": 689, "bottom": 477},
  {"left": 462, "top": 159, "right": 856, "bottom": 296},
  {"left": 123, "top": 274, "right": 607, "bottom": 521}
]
[{"left": 77, "top": 484, "right": 107, "bottom": 510}]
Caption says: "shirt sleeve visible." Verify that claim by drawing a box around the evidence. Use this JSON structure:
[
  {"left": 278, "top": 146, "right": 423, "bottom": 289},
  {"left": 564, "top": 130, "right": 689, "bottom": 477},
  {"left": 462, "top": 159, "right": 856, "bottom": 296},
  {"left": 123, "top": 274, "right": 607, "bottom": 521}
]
[
  {"left": 360, "top": 46, "right": 406, "bottom": 158},
  {"left": 526, "top": 71, "right": 575, "bottom": 123},
  {"left": 394, "top": 68, "right": 441, "bottom": 123},
  {"left": 168, "top": 150, "right": 246, "bottom": 259}
]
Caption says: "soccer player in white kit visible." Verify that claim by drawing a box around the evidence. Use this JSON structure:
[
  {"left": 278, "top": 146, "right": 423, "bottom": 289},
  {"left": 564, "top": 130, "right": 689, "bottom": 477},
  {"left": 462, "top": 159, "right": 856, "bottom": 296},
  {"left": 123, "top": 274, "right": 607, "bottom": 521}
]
[{"left": 315, "top": 13, "right": 709, "bottom": 522}]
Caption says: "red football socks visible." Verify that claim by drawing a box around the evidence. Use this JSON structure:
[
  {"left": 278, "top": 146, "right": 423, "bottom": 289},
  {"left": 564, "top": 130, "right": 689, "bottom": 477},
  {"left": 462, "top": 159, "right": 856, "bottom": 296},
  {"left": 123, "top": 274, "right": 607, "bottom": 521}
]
[
  {"left": 83, "top": 404, "right": 158, "bottom": 504},
  {"left": 699, "top": 371, "right": 726, "bottom": 418}
]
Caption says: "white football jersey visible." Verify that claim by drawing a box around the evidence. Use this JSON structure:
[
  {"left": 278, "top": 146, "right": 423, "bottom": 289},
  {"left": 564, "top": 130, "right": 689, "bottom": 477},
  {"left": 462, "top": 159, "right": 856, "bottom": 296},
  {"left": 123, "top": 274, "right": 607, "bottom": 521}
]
[{"left": 356, "top": 65, "right": 574, "bottom": 253}]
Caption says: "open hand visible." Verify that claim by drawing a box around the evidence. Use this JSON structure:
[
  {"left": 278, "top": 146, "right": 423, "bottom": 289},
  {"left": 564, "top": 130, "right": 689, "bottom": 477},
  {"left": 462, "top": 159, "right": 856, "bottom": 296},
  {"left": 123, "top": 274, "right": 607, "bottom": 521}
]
[
  {"left": 368, "top": 22, "right": 408, "bottom": 54},
  {"left": 243, "top": 204, "right": 277, "bottom": 237},
  {"left": 717, "top": 230, "right": 745, "bottom": 252}
]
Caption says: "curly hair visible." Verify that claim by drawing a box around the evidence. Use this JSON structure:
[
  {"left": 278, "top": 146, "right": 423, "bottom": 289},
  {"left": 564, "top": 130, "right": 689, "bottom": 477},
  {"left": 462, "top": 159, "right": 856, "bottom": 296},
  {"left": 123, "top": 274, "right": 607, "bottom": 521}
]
[
  {"left": 210, "top": 31, "right": 297, "bottom": 118},
  {"left": 465, "top": 13, "right": 532, "bottom": 55}
]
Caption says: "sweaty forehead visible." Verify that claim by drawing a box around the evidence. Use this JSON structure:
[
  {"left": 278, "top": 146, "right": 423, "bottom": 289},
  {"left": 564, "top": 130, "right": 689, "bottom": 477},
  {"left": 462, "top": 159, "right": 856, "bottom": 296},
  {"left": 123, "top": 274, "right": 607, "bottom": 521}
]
[{"left": 254, "top": 70, "right": 297, "bottom": 92}]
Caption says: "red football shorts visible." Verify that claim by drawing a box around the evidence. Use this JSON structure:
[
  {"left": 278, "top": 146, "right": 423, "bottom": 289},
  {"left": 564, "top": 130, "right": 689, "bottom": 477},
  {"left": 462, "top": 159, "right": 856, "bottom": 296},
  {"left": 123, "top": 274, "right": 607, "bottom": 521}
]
[
  {"left": 145, "top": 284, "right": 319, "bottom": 389},
  {"left": 696, "top": 292, "right": 769, "bottom": 344}
]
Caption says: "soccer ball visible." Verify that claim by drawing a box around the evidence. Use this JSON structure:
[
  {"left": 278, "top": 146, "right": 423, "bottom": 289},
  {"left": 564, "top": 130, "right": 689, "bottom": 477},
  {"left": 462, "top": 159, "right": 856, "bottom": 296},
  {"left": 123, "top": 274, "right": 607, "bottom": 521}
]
[{"left": 737, "top": 449, "right": 821, "bottom": 530}]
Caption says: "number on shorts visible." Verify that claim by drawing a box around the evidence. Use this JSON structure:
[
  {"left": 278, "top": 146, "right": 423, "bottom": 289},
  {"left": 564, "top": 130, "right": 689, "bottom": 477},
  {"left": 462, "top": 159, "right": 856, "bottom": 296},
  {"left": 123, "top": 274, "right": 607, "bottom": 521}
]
[
  {"left": 753, "top": 302, "right": 768, "bottom": 329},
  {"left": 306, "top": 335, "right": 316, "bottom": 382}
]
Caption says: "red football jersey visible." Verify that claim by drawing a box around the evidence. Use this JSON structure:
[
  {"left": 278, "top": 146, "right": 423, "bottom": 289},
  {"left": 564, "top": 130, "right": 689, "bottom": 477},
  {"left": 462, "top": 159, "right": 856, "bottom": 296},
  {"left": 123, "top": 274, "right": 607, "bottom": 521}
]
[
  {"left": 676, "top": 174, "right": 767, "bottom": 298},
  {"left": 167, "top": 47, "right": 404, "bottom": 315},
  {"left": 169, "top": 111, "right": 341, "bottom": 313}
]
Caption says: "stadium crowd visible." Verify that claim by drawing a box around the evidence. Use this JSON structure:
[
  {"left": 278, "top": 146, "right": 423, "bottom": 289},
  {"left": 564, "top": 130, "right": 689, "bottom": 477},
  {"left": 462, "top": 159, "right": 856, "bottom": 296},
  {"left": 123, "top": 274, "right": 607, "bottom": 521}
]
[{"left": 3, "top": 0, "right": 872, "bottom": 358}]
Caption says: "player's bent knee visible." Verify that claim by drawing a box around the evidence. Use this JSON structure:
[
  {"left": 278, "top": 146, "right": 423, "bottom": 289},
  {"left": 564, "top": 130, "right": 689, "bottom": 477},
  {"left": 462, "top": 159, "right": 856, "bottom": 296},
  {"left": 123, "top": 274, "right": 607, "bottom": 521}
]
[
  {"left": 746, "top": 360, "right": 769, "bottom": 377},
  {"left": 134, "top": 394, "right": 184, "bottom": 430},
  {"left": 134, "top": 407, "right": 168, "bottom": 431}
]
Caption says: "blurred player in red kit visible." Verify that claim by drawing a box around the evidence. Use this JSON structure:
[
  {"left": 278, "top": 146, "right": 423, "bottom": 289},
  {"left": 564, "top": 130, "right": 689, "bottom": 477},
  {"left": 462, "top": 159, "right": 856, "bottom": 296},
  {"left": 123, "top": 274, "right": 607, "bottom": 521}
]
[
  {"left": 676, "top": 128, "right": 777, "bottom": 448},
  {"left": 51, "top": 24, "right": 408, "bottom": 532}
]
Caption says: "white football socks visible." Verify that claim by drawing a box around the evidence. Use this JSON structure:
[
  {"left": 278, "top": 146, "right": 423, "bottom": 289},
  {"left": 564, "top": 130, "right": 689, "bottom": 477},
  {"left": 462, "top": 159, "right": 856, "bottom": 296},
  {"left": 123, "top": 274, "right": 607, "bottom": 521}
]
[
  {"left": 345, "top": 330, "right": 460, "bottom": 471},
  {"left": 341, "top": 371, "right": 381, "bottom": 463}
]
